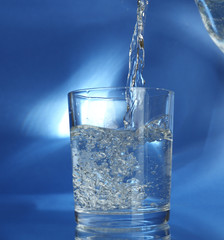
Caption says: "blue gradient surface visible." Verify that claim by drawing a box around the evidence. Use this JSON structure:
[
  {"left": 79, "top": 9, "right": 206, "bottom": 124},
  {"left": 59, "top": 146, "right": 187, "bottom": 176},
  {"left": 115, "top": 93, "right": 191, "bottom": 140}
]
[{"left": 0, "top": 0, "right": 224, "bottom": 239}]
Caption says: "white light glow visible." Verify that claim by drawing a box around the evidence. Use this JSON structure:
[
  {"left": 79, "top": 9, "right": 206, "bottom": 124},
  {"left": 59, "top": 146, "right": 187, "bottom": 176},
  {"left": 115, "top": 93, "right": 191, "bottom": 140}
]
[
  {"left": 58, "top": 111, "right": 70, "bottom": 138},
  {"left": 79, "top": 100, "right": 126, "bottom": 128},
  {"left": 23, "top": 46, "right": 126, "bottom": 138},
  {"left": 81, "top": 101, "right": 107, "bottom": 127}
]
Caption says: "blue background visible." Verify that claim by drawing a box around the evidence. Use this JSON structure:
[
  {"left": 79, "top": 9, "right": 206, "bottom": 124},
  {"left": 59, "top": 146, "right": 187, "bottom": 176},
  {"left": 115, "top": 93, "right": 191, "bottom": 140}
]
[{"left": 0, "top": 0, "right": 224, "bottom": 239}]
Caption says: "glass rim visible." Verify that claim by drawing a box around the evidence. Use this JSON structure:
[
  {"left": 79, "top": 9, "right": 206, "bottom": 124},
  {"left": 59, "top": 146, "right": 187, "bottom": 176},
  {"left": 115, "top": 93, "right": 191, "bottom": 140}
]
[{"left": 68, "top": 87, "right": 174, "bottom": 100}]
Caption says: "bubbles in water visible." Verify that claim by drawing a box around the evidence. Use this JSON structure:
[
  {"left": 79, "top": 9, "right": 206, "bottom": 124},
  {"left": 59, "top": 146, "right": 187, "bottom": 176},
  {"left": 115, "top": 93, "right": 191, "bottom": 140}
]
[{"left": 70, "top": 115, "right": 172, "bottom": 212}]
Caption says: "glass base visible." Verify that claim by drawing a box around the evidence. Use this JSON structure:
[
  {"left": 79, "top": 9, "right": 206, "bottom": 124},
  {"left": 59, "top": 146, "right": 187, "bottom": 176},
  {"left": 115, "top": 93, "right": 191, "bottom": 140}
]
[
  {"left": 75, "top": 210, "right": 170, "bottom": 239},
  {"left": 75, "top": 211, "right": 171, "bottom": 240},
  {"left": 76, "top": 225, "right": 170, "bottom": 239}
]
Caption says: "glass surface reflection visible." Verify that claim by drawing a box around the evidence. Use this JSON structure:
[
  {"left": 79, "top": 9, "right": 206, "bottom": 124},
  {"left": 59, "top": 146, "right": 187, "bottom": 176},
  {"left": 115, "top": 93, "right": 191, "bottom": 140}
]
[{"left": 75, "top": 222, "right": 171, "bottom": 239}]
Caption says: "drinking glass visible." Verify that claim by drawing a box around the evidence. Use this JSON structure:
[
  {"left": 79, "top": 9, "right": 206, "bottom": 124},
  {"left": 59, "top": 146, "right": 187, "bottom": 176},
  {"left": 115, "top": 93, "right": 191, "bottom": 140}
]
[{"left": 68, "top": 87, "right": 174, "bottom": 236}]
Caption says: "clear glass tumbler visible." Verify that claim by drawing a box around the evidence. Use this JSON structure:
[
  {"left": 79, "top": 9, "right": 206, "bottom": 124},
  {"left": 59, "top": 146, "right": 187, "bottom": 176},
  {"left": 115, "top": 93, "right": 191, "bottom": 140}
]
[{"left": 68, "top": 87, "right": 174, "bottom": 233}]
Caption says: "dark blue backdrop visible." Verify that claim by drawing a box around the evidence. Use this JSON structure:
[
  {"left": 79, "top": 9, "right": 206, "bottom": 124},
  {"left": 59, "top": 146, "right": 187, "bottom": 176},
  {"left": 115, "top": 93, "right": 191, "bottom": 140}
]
[{"left": 1, "top": 0, "right": 224, "bottom": 239}]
